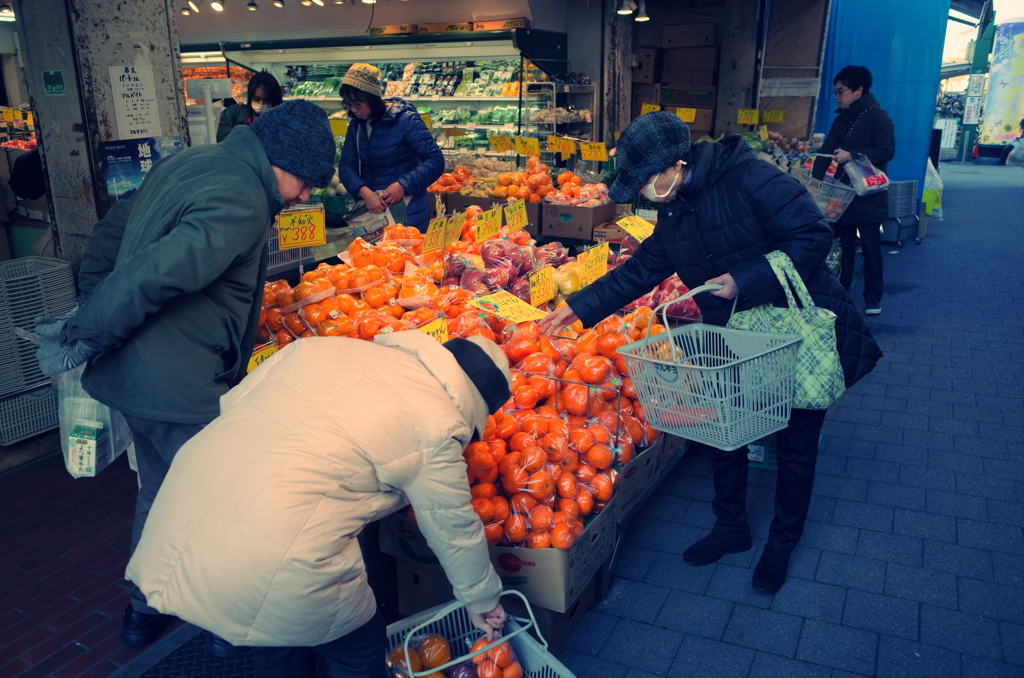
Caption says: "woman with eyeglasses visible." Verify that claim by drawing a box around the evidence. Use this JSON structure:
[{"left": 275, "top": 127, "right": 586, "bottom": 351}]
[
  {"left": 337, "top": 63, "right": 444, "bottom": 232},
  {"left": 814, "top": 65, "right": 895, "bottom": 316},
  {"left": 217, "top": 71, "right": 283, "bottom": 143}
]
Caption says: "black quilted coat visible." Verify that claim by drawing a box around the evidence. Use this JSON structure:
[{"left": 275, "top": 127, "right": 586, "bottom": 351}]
[{"left": 569, "top": 137, "right": 882, "bottom": 387}]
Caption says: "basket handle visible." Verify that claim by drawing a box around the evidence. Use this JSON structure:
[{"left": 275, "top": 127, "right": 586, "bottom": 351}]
[
  {"left": 643, "top": 283, "right": 722, "bottom": 364},
  {"left": 400, "top": 589, "right": 545, "bottom": 677}
]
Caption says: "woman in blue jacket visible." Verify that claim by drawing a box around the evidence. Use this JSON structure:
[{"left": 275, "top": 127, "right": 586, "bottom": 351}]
[{"left": 337, "top": 63, "right": 444, "bottom": 232}]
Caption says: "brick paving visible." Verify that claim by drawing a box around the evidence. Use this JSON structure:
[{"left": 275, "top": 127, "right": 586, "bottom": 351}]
[
  {"left": 0, "top": 164, "right": 1020, "bottom": 677},
  {"left": 555, "top": 164, "right": 1024, "bottom": 678}
]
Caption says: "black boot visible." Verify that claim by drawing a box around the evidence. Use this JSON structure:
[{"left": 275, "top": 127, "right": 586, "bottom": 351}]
[
  {"left": 752, "top": 545, "right": 791, "bottom": 594},
  {"left": 682, "top": 529, "right": 752, "bottom": 566},
  {"left": 120, "top": 605, "right": 171, "bottom": 647},
  {"left": 209, "top": 633, "right": 246, "bottom": 657}
]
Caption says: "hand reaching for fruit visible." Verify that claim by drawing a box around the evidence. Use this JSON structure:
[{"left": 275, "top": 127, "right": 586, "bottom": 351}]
[
  {"left": 539, "top": 303, "right": 579, "bottom": 335},
  {"left": 470, "top": 603, "right": 507, "bottom": 641}
]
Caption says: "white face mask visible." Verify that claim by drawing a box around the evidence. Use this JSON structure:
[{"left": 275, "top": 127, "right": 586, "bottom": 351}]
[
  {"left": 251, "top": 102, "right": 271, "bottom": 115},
  {"left": 641, "top": 165, "right": 681, "bottom": 202}
]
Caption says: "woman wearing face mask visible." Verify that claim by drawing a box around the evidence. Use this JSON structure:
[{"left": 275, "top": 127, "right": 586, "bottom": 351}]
[
  {"left": 217, "top": 71, "right": 283, "bottom": 143},
  {"left": 337, "top": 63, "right": 444, "bottom": 232},
  {"left": 540, "top": 112, "right": 881, "bottom": 595}
]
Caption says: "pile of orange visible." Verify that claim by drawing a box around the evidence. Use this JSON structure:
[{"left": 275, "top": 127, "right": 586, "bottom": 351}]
[
  {"left": 470, "top": 637, "right": 524, "bottom": 678},
  {"left": 426, "top": 166, "right": 472, "bottom": 194},
  {"left": 491, "top": 156, "right": 552, "bottom": 203}
]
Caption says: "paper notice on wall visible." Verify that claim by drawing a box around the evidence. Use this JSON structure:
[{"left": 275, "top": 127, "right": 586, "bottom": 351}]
[
  {"left": 963, "top": 97, "right": 982, "bottom": 126},
  {"left": 109, "top": 65, "right": 161, "bottom": 138}
]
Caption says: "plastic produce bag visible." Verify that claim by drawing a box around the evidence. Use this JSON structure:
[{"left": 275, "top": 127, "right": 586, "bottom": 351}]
[
  {"left": 922, "top": 157, "right": 944, "bottom": 220},
  {"left": 827, "top": 238, "right": 842, "bottom": 278},
  {"left": 843, "top": 154, "right": 889, "bottom": 196},
  {"left": 52, "top": 364, "right": 133, "bottom": 479}
]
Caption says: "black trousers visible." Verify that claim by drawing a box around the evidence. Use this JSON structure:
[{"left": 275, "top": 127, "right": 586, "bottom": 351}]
[
  {"left": 251, "top": 610, "right": 388, "bottom": 678},
  {"left": 707, "top": 408, "right": 828, "bottom": 551},
  {"left": 836, "top": 222, "right": 884, "bottom": 306}
]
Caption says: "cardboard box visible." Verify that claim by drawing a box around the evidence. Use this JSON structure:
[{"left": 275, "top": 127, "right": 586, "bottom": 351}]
[
  {"left": 659, "top": 434, "right": 689, "bottom": 474},
  {"left": 472, "top": 17, "right": 530, "bottom": 31},
  {"left": 616, "top": 436, "right": 663, "bottom": 523},
  {"left": 662, "top": 69, "right": 716, "bottom": 87},
  {"left": 592, "top": 223, "right": 627, "bottom": 244},
  {"left": 380, "top": 496, "right": 618, "bottom": 612},
  {"left": 661, "top": 86, "right": 717, "bottom": 109},
  {"left": 395, "top": 560, "right": 452, "bottom": 617},
  {"left": 541, "top": 202, "right": 616, "bottom": 240},
  {"left": 0, "top": 224, "right": 11, "bottom": 261},
  {"left": 663, "top": 23, "right": 716, "bottom": 48},
  {"left": 367, "top": 24, "right": 416, "bottom": 36},
  {"left": 632, "top": 48, "right": 661, "bottom": 85},
  {"left": 663, "top": 47, "right": 718, "bottom": 71},
  {"left": 664, "top": 106, "right": 714, "bottom": 133},
  {"left": 502, "top": 575, "right": 596, "bottom": 654},
  {"left": 446, "top": 194, "right": 494, "bottom": 213},
  {"left": 417, "top": 22, "right": 473, "bottom": 34}
]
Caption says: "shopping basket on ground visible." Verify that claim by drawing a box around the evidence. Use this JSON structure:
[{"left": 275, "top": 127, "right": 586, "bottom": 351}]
[
  {"left": 386, "top": 590, "right": 574, "bottom": 678},
  {"left": 790, "top": 167, "right": 858, "bottom": 223},
  {"left": 617, "top": 285, "right": 802, "bottom": 451}
]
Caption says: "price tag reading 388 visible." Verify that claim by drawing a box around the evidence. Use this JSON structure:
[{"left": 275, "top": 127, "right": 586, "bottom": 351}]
[{"left": 277, "top": 207, "right": 326, "bottom": 249}]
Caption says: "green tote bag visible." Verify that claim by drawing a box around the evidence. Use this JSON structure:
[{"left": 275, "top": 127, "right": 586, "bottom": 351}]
[{"left": 727, "top": 250, "right": 845, "bottom": 410}]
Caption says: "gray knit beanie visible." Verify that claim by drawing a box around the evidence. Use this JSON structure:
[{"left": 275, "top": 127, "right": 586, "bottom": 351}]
[{"left": 250, "top": 99, "right": 336, "bottom": 188}]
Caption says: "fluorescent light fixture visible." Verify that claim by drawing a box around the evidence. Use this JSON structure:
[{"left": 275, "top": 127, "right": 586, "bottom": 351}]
[
  {"left": 616, "top": 0, "right": 632, "bottom": 15},
  {"left": 247, "top": 0, "right": 257, "bottom": 8},
  {"left": 312, "top": 0, "right": 324, "bottom": 5},
  {"left": 0, "top": 14, "right": 15, "bottom": 21},
  {"left": 210, "top": 0, "right": 224, "bottom": 10},
  {"left": 0, "top": 2, "right": 14, "bottom": 14},
  {"left": 301, "top": 0, "right": 312, "bottom": 5},
  {"left": 635, "top": 0, "right": 649, "bottom": 21},
  {"left": 180, "top": 4, "right": 191, "bottom": 13},
  {"left": 362, "top": 0, "right": 376, "bottom": 4},
  {"left": 188, "top": 0, "right": 201, "bottom": 11}
]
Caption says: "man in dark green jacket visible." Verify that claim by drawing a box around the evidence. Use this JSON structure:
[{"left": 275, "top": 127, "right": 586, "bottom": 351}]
[{"left": 34, "top": 99, "right": 336, "bottom": 649}]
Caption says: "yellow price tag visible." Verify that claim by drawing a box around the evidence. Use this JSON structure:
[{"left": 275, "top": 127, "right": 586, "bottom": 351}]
[
  {"left": 640, "top": 103, "right": 661, "bottom": 115},
  {"left": 528, "top": 265, "right": 554, "bottom": 306},
  {"left": 737, "top": 109, "right": 760, "bottom": 125},
  {"left": 759, "top": 125, "right": 769, "bottom": 142},
  {"left": 577, "top": 242, "right": 609, "bottom": 288},
  {"left": 13, "top": 110, "right": 22, "bottom": 120},
  {"left": 445, "top": 212, "right": 467, "bottom": 246},
  {"left": 504, "top": 199, "right": 529, "bottom": 233},
  {"left": 420, "top": 113, "right": 433, "bottom": 131},
  {"left": 277, "top": 207, "right": 326, "bottom": 249},
  {"left": 417, "top": 316, "right": 449, "bottom": 343},
  {"left": 247, "top": 343, "right": 277, "bottom": 374},
  {"left": 515, "top": 136, "right": 541, "bottom": 156},
  {"left": 474, "top": 207, "right": 503, "bottom": 242},
  {"left": 547, "top": 136, "right": 576, "bottom": 155},
  {"left": 469, "top": 290, "right": 548, "bottom": 322},
  {"left": 617, "top": 215, "right": 655, "bottom": 242},
  {"left": 26, "top": 112, "right": 33, "bottom": 127},
  {"left": 578, "top": 142, "right": 609, "bottom": 162},
  {"left": 488, "top": 135, "right": 515, "bottom": 153},
  {"left": 329, "top": 119, "right": 348, "bottom": 136},
  {"left": 674, "top": 108, "right": 697, "bottom": 124},
  {"left": 762, "top": 110, "right": 785, "bottom": 124},
  {"left": 2, "top": 109, "right": 13, "bottom": 123},
  {"left": 422, "top": 217, "right": 448, "bottom": 254}
]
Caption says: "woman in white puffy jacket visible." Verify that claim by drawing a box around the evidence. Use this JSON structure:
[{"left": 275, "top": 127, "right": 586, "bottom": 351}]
[{"left": 126, "top": 332, "right": 512, "bottom": 678}]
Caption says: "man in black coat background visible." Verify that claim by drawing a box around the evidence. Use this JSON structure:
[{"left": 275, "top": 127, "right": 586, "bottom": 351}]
[{"left": 815, "top": 65, "right": 896, "bottom": 316}]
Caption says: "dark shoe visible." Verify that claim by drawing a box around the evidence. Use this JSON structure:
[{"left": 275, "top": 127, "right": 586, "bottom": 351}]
[
  {"left": 752, "top": 545, "right": 791, "bottom": 594},
  {"left": 209, "top": 633, "right": 246, "bottom": 657},
  {"left": 683, "top": 530, "right": 752, "bottom": 566},
  {"left": 120, "top": 605, "right": 171, "bottom": 647},
  {"left": 864, "top": 304, "right": 881, "bottom": 315}
]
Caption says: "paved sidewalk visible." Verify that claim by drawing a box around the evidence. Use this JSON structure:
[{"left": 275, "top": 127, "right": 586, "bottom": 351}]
[{"left": 554, "top": 164, "right": 1024, "bottom": 678}]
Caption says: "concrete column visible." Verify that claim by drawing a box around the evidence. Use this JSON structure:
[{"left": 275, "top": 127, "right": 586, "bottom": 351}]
[
  {"left": 601, "top": 0, "right": 634, "bottom": 142},
  {"left": 13, "top": 0, "right": 187, "bottom": 273},
  {"left": 715, "top": 0, "right": 759, "bottom": 136}
]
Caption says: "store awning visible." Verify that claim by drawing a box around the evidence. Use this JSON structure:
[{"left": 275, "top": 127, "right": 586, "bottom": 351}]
[
  {"left": 950, "top": 0, "right": 986, "bottom": 19},
  {"left": 940, "top": 61, "right": 972, "bottom": 80}
]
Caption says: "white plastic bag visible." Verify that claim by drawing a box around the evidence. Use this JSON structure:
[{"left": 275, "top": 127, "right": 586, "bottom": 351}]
[
  {"left": 1007, "top": 138, "right": 1024, "bottom": 167},
  {"left": 922, "top": 158, "right": 943, "bottom": 220},
  {"left": 52, "top": 364, "right": 133, "bottom": 479},
  {"left": 843, "top": 154, "right": 890, "bottom": 196}
]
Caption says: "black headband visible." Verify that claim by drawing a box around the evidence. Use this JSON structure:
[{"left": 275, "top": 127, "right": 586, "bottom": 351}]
[{"left": 442, "top": 338, "right": 511, "bottom": 414}]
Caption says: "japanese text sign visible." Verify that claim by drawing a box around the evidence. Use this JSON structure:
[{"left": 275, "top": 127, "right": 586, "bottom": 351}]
[
  {"left": 578, "top": 142, "right": 609, "bottom": 162},
  {"left": 528, "top": 266, "right": 554, "bottom": 306},
  {"left": 474, "top": 206, "right": 503, "bottom": 242},
  {"left": 616, "top": 215, "right": 655, "bottom": 242},
  {"left": 577, "top": 242, "right": 609, "bottom": 288},
  {"left": 277, "top": 207, "right": 326, "bottom": 249},
  {"left": 470, "top": 291, "right": 548, "bottom": 322},
  {"left": 504, "top": 199, "right": 529, "bottom": 233}
]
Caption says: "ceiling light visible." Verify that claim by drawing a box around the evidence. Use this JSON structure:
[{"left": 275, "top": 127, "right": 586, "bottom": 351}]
[
  {"left": 0, "top": 2, "right": 14, "bottom": 14},
  {"left": 635, "top": 0, "right": 649, "bottom": 21},
  {"left": 362, "top": 0, "right": 376, "bottom": 4},
  {"left": 312, "top": 0, "right": 324, "bottom": 5},
  {"left": 333, "top": 0, "right": 344, "bottom": 4},
  {"left": 210, "top": 0, "right": 224, "bottom": 10},
  {"left": 247, "top": 0, "right": 257, "bottom": 8},
  {"left": 188, "top": 0, "right": 201, "bottom": 11},
  {"left": 273, "top": 0, "right": 284, "bottom": 6},
  {"left": 616, "top": 0, "right": 633, "bottom": 15},
  {"left": 180, "top": 4, "right": 191, "bottom": 13},
  {"left": 301, "top": 0, "right": 312, "bottom": 5}
]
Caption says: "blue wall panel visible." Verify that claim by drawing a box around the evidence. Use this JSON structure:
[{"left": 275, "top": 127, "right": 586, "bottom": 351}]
[{"left": 816, "top": 0, "right": 950, "bottom": 193}]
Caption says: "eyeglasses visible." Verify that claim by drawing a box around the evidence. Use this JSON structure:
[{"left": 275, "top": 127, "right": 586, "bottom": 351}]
[{"left": 833, "top": 87, "right": 849, "bottom": 97}]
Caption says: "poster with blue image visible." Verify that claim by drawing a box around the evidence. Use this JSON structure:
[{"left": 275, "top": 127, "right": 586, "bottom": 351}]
[{"left": 98, "top": 136, "right": 185, "bottom": 204}]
